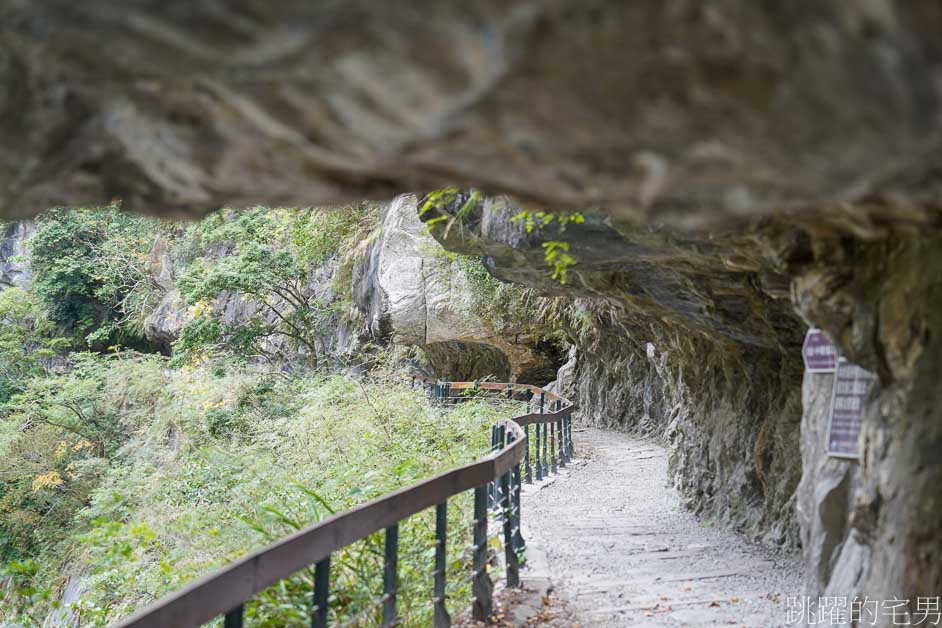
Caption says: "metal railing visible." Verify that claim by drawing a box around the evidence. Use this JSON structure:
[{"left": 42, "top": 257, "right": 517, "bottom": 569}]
[{"left": 112, "top": 376, "right": 576, "bottom": 628}]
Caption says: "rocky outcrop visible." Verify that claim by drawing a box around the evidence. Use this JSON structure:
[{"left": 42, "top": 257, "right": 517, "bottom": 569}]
[
  {"left": 352, "top": 194, "right": 560, "bottom": 381},
  {"left": 0, "top": 221, "right": 33, "bottom": 291},
  {"left": 143, "top": 234, "right": 185, "bottom": 352},
  {"left": 423, "top": 198, "right": 805, "bottom": 546},
  {"left": 3, "top": 3, "right": 942, "bottom": 230},
  {"left": 422, "top": 197, "right": 942, "bottom": 607}
]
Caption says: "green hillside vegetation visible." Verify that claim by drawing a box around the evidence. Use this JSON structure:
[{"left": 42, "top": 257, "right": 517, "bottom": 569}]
[{"left": 0, "top": 205, "right": 517, "bottom": 626}]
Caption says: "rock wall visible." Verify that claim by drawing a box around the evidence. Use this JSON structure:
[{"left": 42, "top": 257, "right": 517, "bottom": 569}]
[
  {"left": 352, "top": 194, "right": 561, "bottom": 381},
  {"left": 562, "top": 301, "right": 802, "bottom": 547},
  {"left": 4, "top": 3, "right": 941, "bottom": 228},
  {"left": 0, "top": 221, "right": 33, "bottom": 290},
  {"left": 775, "top": 228, "right": 942, "bottom": 604},
  {"left": 423, "top": 198, "right": 806, "bottom": 548},
  {"left": 423, "top": 197, "right": 942, "bottom": 606},
  {"left": 797, "top": 367, "right": 858, "bottom": 596}
]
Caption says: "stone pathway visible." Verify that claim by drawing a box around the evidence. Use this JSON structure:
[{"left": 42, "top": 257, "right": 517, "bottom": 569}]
[{"left": 517, "top": 427, "right": 801, "bottom": 627}]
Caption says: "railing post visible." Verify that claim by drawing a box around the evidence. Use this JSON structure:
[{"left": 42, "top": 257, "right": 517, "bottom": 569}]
[
  {"left": 500, "top": 436, "right": 520, "bottom": 587},
  {"left": 312, "top": 556, "right": 330, "bottom": 628},
  {"left": 495, "top": 424, "right": 506, "bottom": 512},
  {"left": 568, "top": 415, "right": 574, "bottom": 458},
  {"left": 524, "top": 424, "right": 532, "bottom": 483},
  {"left": 562, "top": 415, "right": 569, "bottom": 460},
  {"left": 488, "top": 426, "right": 498, "bottom": 509},
  {"left": 564, "top": 412, "right": 572, "bottom": 459},
  {"left": 542, "top": 422, "right": 549, "bottom": 477},
  {"left": 534, "top": 419, "right": 542, "bottom": 481},
  {"left": 557, "top": 413, "right": 566, "bottom": 467},
  {"left": 434, "top": 502, "right": 450, "bottom": 628},
  {"left": 382, "top": 524, "right": 399, "bottom": 627},
  {"left": 550, "top": 420, "right": 557, "bottom": 474},
  {"left": 512, "top": 452, "right": 526, "bottom": 561},
  {"left": 471, "top": 485, "right": 493, "bottom": 621},
  {"left": 224, "top": 606, "right": 243, "bottom": 628}
]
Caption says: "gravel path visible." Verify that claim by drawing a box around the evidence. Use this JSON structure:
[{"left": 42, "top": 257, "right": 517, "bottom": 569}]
[{"left": 519, "top": 427, "right": 801, "bottom": 627}]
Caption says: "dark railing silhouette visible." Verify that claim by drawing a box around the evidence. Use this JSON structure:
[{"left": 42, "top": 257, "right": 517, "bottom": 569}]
[{"left": 112, "top": 376, "right": 575, "bottom": 628}]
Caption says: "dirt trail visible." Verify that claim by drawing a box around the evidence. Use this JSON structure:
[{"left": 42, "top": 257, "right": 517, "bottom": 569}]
[{"left": 519, "top": 427, "right": 801, "bottom": 627}]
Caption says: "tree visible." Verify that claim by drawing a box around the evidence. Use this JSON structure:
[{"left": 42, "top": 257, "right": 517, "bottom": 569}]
[
  {"left": 28, "top": 207, "right": 161, "bottom": 348},
  {"left": 176, "top": 241, "right": 334, "bottom": 365},
  {"left": 173, "top": 207, "right": 365, "bottom": 366}
]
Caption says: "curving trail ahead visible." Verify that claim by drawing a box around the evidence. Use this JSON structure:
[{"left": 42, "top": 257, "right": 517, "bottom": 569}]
[{"left": 518, "top": 428, "right": 800, "bottom": 628}]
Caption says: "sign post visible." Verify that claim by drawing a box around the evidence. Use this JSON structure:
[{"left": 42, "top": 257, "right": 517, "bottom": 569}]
[{"left": 826, "top": 359, "right": 876, "bottom": 459}]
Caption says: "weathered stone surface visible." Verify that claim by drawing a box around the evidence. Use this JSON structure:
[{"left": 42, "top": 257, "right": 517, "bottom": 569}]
[
  {"left": 423, "top": 197, "right": 942, "bottom": 605},
  {"left": 352, "top": 194, "right": 560, "bottom": 381},
  {"left": 796, "top": 366, "right": 858, "bottom": 596},
  {"left": 779, "top": 233, "right": 942, "bottom": 604},
  {"left": 144, "top": 288, "right": 188, "bottom": 354},
  {"left": 0, "top": 221, "right": 33, "bottom": 290},
  {"left": 3, "top": 2, "right": 942, "bottom": 231},
  {"left": 424, "top": 199, "right": 805, "bottom": 546}
]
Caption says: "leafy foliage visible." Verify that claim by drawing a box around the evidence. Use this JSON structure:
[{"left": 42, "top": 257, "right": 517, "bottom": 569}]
[
  {"left": 418, "top": 188, "right": 481, "bottom": 236},
  {"left": 542, "top": 240, "right": 576, "bottom": 284},
  {"left": 0, "top": 354, "right": 164, "bottom": 561},
  {"left": 173, "top": 206, "right": 374, "bottom": 366},
  {"left": 510, "top": 209, "right": 585, "bottom": 234},
  {"left": 28, "top": 207, "right": 162, "bottom": 347}
]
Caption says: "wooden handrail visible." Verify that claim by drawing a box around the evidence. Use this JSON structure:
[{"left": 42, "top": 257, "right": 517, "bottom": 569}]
[{"left": 112, "top": 379, "right": 575, "bottom": 628}]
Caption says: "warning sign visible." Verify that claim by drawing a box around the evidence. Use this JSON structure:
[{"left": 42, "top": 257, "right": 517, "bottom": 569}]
[
  {"left": 826, "top": 359, "right": 876, "bottom": 459},
  {"left": 802, "top": 328, "right": 838, "bottom": 372}
]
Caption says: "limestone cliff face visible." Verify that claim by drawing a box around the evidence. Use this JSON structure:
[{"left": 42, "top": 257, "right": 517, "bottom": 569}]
[
  {"left": 423, "top": 198, "right": 942, "bottom": 604},
  {"left": 775, "top": 231, "right": 942, "bottom": 602},
  {"left": 352, "top": 194, "right": 560, "bottom": 382},
  {"left": 0, "top": 221, "right": 33, "bottom": 290}
]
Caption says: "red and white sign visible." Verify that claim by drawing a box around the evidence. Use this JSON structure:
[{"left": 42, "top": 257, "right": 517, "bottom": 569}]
[
  {"left": 802, "top": 328, "right": 838, "bottom": 372},
  {"left": 826, "top": 359, "right": 876, "bottom": 460}
]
